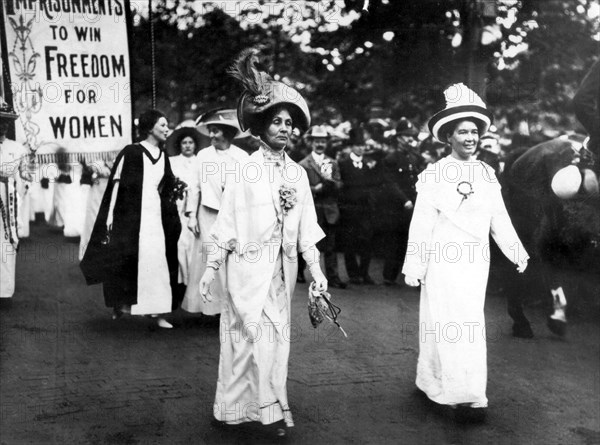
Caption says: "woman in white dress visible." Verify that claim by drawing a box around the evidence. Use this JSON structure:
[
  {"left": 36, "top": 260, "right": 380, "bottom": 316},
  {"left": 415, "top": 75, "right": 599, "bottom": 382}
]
[
  {"left": 79, "top": 159, "right": 113, "bottom": 260},
  {"left": 199, "top": 50, "right": 327, "bottom": 438},
  {"left": 168, "top": 128, "right": 202, "bottom": 288},
  {"left": 403, "top": 84, "right": 529, "bottom": 422},
  {"left": 182, "top": 109, "right": 247, "bottom": 316},
  {"left": 0, "top": 99, "right": 32, "bottom": 300},
  {"left": 81, "top": 110, "right": 181, "bottom": 329}
]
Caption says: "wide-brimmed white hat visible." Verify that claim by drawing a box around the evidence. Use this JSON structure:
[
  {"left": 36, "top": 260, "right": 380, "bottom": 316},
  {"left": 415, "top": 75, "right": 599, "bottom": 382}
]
[
  {"left": 428, "top": 83, "right": 493, "bottom": 142},
  {"left": 195, "top": 108, "right": 242, "bottom": 138}
]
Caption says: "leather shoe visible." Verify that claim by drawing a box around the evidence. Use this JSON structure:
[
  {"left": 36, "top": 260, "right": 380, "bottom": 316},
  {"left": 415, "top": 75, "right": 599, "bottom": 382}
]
[
  {"left": 349, "top": 277, "right": 362, "bottom": 285},
  {"left": 329, "top": 278, "right": 347, "bottom": 289}
]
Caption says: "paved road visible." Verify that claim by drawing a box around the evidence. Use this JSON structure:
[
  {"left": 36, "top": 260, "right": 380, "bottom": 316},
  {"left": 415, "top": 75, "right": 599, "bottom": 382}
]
[{"left": 1, "top": 223, "right": 599, "bottom": 444}]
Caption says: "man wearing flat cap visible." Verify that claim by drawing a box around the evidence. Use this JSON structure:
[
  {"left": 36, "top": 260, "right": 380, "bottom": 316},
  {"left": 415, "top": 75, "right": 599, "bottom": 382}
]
[{"left": 299, "top": 125, "right": 347, "bottom": 289}]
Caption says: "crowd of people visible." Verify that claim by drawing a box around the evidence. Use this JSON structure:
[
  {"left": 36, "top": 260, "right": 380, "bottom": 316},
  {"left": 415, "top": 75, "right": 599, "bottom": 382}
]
[{"left": 1, "top": 52, "right": 598, "bottom": 438}]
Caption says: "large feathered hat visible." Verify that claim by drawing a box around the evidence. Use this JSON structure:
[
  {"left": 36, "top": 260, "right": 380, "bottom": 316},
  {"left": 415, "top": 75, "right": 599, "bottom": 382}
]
[
  {"left": 228, "top": 49, "right": 310, "bottom": 135},
  {"left": 428, "top": 83, "right": 493, "bottom": 142}
]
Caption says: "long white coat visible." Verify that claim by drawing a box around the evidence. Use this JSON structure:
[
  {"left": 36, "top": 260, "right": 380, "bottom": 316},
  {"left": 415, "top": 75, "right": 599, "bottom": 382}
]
[
  {"left": 403, "top": 156, "right": 528, "bottom": 407},
  {"left": 208, "top": 147, "right": 325, "bottom": 425}
]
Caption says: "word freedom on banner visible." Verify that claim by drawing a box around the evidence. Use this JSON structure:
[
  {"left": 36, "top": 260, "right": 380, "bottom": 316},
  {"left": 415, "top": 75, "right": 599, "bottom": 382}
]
[{"left": 1, "top": 0, "right": 132, "bottom": 159}]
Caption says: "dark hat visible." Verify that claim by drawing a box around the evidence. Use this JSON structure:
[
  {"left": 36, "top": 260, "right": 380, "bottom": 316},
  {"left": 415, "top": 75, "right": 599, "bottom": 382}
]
[
  {"left": 195, "top": 108, "right": 241, "bottom": 138},
  {"left": 428, "top": 83, "right": 493, "bottom": 142},
  {"left": 0, "top": 97, "right": 18, "bottom": 120},
  {"left": 165, "top": 127, "right": 203, "bottom": 157},
  {"left": 395, "top": 117, "right": 419, "bottom": 136},
  {"left": 228, "top": 49, "right": 310, "bottom": 135}
]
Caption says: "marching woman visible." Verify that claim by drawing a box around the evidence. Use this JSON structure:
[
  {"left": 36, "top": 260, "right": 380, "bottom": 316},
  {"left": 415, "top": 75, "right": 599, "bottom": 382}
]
[
  {"left": 81, "top": 110, "right": 181, "bottom": 329},
  {"left": 181, "top": 109, "right": 248, "bottom": 315},
  {"left": 199, "top": 50, "right": 327, "bottom": 437},
  {"left": 403, "top": 84, "right": 529, "bottom": 422},
  {"left": 0, "top": 98, "right": 32, "bottom": 300},
  {"left": 79, "top": 158, "right": 113, "bottom": 260},
  {"left": 168, "top": 127, "right": 202, "bottom": 289}
]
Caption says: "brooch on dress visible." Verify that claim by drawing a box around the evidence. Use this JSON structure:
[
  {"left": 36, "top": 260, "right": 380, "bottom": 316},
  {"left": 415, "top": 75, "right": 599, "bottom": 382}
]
[
  {"left": 279, "top": 184, "right": 297, "bottom": 215},
  {"left": 457, "top": 181, "right": 474, "bottom": 207}
]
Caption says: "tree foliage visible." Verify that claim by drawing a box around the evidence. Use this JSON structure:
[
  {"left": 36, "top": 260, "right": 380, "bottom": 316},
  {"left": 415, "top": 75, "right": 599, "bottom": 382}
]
[{"left": 130, "top": 0, "right": 599, "bottom": 128}]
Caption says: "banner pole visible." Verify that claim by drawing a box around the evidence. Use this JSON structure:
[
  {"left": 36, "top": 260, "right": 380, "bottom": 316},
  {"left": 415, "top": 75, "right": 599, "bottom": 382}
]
[{"left": 149, "top": 0, "right": 157, "bottom": 110}]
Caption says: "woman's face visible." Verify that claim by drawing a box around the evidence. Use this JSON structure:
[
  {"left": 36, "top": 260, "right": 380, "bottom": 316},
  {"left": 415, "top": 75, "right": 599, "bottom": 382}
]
[
  {"left": 263, "top": 108, "right": 293, "bottom": 151},
  {"left": 150, "top": 117, "right": 169, "bottom": 144},
  {"left": 448, "top": 120, "right": 479, "bottom": 161},
  {"left": 207, "top": 124, "right": 230, "bottom": 150},
  {"left": 179, "top": 136, "right": 196, "bottom": 157}
]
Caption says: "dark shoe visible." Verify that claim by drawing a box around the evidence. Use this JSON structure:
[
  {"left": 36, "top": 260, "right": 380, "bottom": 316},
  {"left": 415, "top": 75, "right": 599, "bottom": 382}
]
[
  {"left": 512, "top": 321, "right": 534, "bottom": 339},
  {"left": 297, "top": 274, "right": 306, "bottom": 283},
  {"left": 329, "top": 278, "right": 348, "bottom": 289},
  {"left": 349, "top": 277, "right": 363, "bottom": 285},
  {"left": 453, "top": 405, "right": 487, "bottom": 424},
  {"left": 112, "top": 307, "right": 124, "bottom": 320},
  {"left": 269, "top": 420, "right": 288, "bottom": 439},
  {"left": 362, "top": 276, "right": 376, "bottom": 285},
  {"left": 547, "top": 316, "right": 566, "bottom": 337},
  {"left": 383, "top": 279, "right": 396, "bottom": 286}
]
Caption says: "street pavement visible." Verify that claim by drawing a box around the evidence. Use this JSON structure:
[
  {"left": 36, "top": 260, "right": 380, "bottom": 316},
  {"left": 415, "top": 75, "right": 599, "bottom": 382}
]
[{"left": 1, "top": 223, "right": 599, "bottom": 445}]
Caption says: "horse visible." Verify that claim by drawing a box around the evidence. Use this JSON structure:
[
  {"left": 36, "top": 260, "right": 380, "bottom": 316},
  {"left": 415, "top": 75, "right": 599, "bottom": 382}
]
[{"left": 500, "top": 134, "right": 600, "bottom": 338}]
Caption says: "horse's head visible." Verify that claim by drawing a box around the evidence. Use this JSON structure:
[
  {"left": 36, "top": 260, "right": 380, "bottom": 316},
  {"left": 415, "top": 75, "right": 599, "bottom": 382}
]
[{"left": 551, "top": 136, "right": 598, "bottom": 200}]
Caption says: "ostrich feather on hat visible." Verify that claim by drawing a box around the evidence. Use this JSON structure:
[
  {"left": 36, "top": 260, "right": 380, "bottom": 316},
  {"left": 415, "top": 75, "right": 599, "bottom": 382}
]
[
  {"left": 428, "top": 83, "right": 493, "bottom": 143},
  {"left": 228, "top": 49, "right": 310, "bottom": 135}
]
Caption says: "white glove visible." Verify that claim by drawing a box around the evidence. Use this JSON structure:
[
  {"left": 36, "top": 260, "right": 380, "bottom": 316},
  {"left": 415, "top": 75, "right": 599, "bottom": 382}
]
[{"left": 404, "top": 275, "right": 424, "bottom": 287}]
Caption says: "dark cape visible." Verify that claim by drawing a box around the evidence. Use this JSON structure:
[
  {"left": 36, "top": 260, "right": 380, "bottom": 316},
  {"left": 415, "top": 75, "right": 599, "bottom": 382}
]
[{"left": 80, "top": 144, "right": 182, "bottom": 310}]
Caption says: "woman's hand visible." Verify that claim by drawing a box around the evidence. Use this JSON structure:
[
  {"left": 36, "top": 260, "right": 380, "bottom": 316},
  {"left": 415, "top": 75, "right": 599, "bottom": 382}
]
[
  {"left": 404, "top": 275, "right": 423, "bottom": 287},
  {"left": 187, "top": 215, "right": 200, "bottom": 238},
  {"left": 199, "top": 267, "right": 216, "bottom": 303},
  {"left": 516, "top": 259, "right": 528, "bottom": 274},
  {"left": 311, "top": 270, "right": 328, "bottom": 292}
]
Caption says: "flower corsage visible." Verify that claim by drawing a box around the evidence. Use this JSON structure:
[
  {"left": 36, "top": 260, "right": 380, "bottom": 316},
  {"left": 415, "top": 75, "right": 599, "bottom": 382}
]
[
  {"left": 165, "top": 177, "right": 188, "bottom": 204},
  {"left": 279, "top": 184, "right": 297, "bottom": 215}
]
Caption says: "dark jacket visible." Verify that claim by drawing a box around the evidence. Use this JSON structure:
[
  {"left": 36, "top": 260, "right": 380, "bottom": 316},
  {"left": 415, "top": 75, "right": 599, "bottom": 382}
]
[
  {"left": 573, "top": 60, "right": 600, "bottom": 154},
  {"left": 299, "top": 153, "right": 342, "bottom": 225}
]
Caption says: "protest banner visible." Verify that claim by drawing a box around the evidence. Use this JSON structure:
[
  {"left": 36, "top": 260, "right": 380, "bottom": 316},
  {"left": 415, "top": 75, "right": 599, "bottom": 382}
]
[{"left": 0, "top": 0, "right": 134, "bottom": 163}]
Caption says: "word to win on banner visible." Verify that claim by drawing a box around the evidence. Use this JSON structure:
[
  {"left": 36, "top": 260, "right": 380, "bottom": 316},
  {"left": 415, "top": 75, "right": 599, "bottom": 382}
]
[{"left": 1, "top": 0, "right": 133, "bottom": 160}]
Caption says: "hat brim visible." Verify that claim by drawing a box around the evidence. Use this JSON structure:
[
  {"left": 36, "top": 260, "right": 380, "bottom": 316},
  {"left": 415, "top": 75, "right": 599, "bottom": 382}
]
[
  {"left": 428, "top": 105, "right": 492, "bottom": 142},
  {"left": 165, "top": 127, "right": 204, "bottom": 157},
  {"left": 196, "top": 120, "right": 241, "bottom": 139},
  {"left": 237, "top": 82, "right": 311, "bottom": 135},
  {"left": 0, "top": 111, "right": 19, "bottom": 120}
]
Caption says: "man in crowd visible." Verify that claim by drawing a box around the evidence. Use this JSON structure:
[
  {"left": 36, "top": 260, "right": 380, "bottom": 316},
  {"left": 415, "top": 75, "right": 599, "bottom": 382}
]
[
  {"left": 573, "top": 59, "right": 599, "bottom": 163},
  {"left": 298, "top": 125, "right": 347, "bottom": 288},
  {"left": 476, "top": 131, "right": 502, "bottom": 174},
  {"left": 380, "top": 118, "right": 424, "bottom": 286},
  {"left": 338, "top": 130, "right": 387, "bottom": 285}
]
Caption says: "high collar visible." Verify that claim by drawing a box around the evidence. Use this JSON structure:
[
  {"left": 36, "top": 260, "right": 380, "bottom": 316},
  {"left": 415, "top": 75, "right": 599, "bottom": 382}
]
[
  {"left": 349, "top": 152, "right": 363, "bottom": 163},
  {"left": 311, "top": 152, "right": 325, "bottom": 163},
  {"left": 260, "top": 141, "right": 285, "bottom": 163}
]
